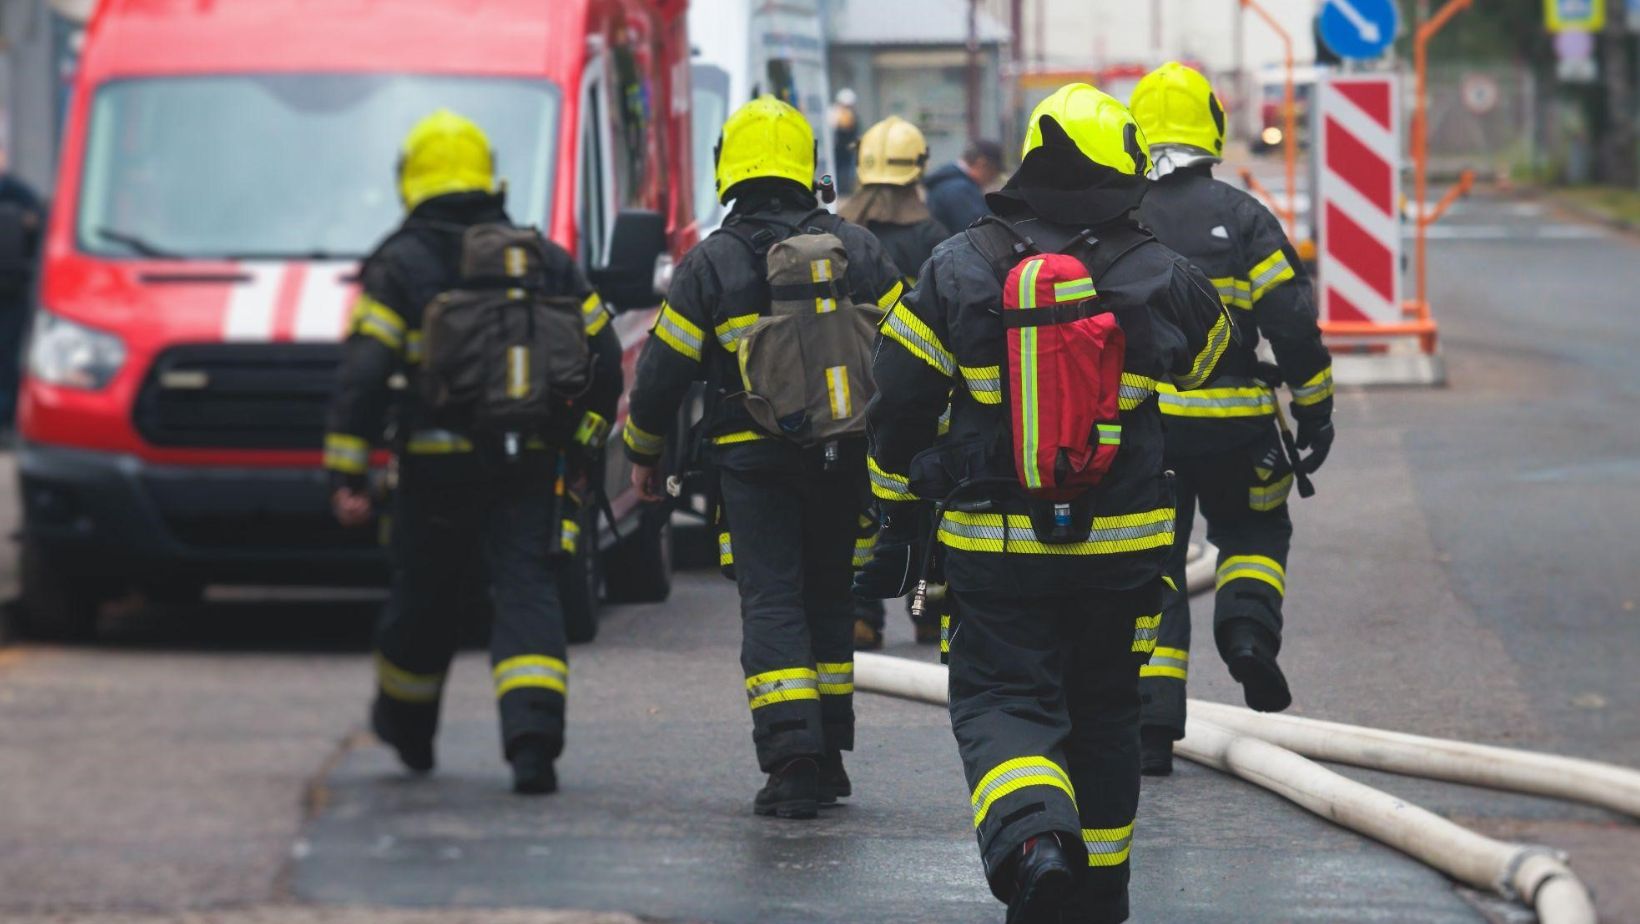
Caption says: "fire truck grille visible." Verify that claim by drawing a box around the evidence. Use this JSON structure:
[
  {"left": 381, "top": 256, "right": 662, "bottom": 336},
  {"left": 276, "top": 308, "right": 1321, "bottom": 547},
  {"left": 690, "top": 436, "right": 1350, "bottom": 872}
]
[{"left": 134, "top": 343, "right": 345, "bottom": 450}]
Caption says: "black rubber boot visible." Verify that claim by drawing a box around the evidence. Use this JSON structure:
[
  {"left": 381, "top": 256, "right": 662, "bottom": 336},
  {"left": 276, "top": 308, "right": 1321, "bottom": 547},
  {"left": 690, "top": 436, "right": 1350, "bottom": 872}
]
[
  {"left": 754, "top": 756, "right": 820, "bottom": 819},
  {"left": 820, "top": 750, "right": 852, "bottom": 805},
  {"left": 1223, "top": 620, "right": 1292, "bottom": 713},
  {"left": 509, "top": 735, "right": 559, "bottom": 795},
  {"left": 370, "top": 696, "right": 434, "bottom": 774},
  {"left": 1140, "top": 726, "right": 1175, "bottom": 777},
  {"left": 1005, "top": 834, "right": 1075, "bottom": 924}
]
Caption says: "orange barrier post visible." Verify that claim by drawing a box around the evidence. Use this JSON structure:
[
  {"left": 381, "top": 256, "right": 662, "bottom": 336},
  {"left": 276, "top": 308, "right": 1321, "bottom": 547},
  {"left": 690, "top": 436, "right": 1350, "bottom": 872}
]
[
  {"left": 1407, "top": 0, "right": 1474, "bottom": 352},
  {"left": 1240, "top": 0, "right": 1297, "bottom": 239}
]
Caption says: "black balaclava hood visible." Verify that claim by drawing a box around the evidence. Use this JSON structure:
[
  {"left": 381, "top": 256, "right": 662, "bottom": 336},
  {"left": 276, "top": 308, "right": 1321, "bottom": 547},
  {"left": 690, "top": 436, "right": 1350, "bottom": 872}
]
[{"left": 987, "top": 114, "right": 1148, "bottom": 229}]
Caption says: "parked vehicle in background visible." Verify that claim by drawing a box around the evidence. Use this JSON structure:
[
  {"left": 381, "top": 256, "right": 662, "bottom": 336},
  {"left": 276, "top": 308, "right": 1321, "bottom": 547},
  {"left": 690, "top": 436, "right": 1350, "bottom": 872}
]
[{"left": 16, "top": 0, "right": 695, "bottom": 641}]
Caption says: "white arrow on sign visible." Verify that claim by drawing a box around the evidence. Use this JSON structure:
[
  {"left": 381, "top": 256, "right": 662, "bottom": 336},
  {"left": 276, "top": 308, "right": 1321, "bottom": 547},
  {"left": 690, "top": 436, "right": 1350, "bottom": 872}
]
[{"left": 1328, "top": 0, "right": 1383, "bottom": 43}]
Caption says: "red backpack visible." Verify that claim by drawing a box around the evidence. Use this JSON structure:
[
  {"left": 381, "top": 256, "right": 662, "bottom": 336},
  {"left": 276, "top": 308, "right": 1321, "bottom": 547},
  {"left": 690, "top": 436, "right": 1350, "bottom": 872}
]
[{"left": 1003, "top": 252, "right": 1125, "bottom": 501}]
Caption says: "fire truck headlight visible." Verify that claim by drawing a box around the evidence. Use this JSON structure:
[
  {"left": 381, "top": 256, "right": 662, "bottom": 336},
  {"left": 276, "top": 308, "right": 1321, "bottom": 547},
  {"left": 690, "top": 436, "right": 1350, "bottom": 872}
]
[{"left": 28, "top": 309, "right": 127, "bottom": 390}]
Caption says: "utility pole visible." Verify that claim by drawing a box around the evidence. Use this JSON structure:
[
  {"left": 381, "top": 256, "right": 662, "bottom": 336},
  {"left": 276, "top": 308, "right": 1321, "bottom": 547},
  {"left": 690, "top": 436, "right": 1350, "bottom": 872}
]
[
  {"left": 966, "top": 0, "right": 981, "bottom": 142},
  {"left": 1599, "top": 6, "right": 1638, "bottom": 186},
  {"left": 1152, "top": 0, "right": 1164, "bottom": 64}
]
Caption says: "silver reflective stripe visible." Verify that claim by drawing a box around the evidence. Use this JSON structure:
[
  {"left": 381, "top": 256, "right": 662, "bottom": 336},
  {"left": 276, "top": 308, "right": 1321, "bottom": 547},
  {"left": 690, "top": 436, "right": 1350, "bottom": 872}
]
[
  {"left": 941, "top": 517, "right": 1172, "bottom": 546},
  {"left": 870, "top": 466, "right": 911, "bottom": 496},
  {"left": 1218, "top": 559, "right": 1285, "bottom": 590},
  {"left": 1252, "top": 255, "right": 1293, "bottom": 290},
  {"left": 1292, "top": 370, "right": 1334, "bottom": 402},
  {"left": 496, "top": 663, "right": 566, "bottom": 686},
  {"left": 658, "top": 310, "right": 703, "bottom": 354},
  {"left": 817, "top": 663, "right": 854, "bottom": 693},
  {"left": 883, "top": 307, "right": 955, "bottom": 376},
  {"left": 1148, "top": 652, "right": 1187, "bottom": 672},
  {"left": 746, "top": 675, "right": 818, "bottom": 700},
  {"left": 1158, "top": 390, "right": 1275, "bottom": 413},
  {"left": 970, "top": 763, "right": 1073, "bottom": 813},
  {"left": 1132, "top": 624, "right": 1159, "bottom": 646}
]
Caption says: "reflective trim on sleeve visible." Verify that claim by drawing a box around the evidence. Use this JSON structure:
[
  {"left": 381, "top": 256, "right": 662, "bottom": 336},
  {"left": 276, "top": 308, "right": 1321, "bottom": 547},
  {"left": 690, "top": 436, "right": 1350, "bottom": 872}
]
[
  {"left": 1249, "top": 473, "right": 1294, "bottom": 511},
  {"left": 1291, "top": 366, "right": 1335, "bottom": 407},
  {"left": 937, "top": 508, "right": 1174, "bottom": 557},
  {"left": 405, "top": 331, "right": 424, "bottom": 365},
  {"left": 1083, "top": 823, "right": 1135, "bottom": 867},
  {"left": 877, "top": 278, "right": 906, "bottom": 309},
  {"left": 745, "top": 667, "right": 820, "bottom": 710},
  {"left": 1217, "top": 555, "right": 1286, "bottom": 595},
  {"left": 581, "top": 293, "right": 611, "bottom": 336},
  {"left": 1175, "top": 310, "right": 1233, "bottom": 390},
  {"left": 323, "top": 433, "right": 370, "bottom": 475},
  {"left": 1250, "top": 248, "right": 1297, "bottom": 303},
  {"left": 1209, "top": 275, "right": 1254, "bottom": 310},
  {"left": 349, "top": 294, "right": 408, "bottom": 352},
  {"left": 377, "top": 653, "right": 445, "bottom": 704},
  {"left": 816, "top": 661, "right": 854, "bottom": 696},
  {"left": 1119, "top": 373, "right": 1158, "bottom": 411},
  {"left": 406, "top": 429, "right": 474, "bottom": 454},
  {"left": 1140, "top": 646, "right": 1188, "bottom": 680},
  {"left": 714, "top": 313, "right": 761, "bottom": 352},
  {"left": 959, "top": 364, "right": 1002, "bottom": 404},
  {"left": 711, "top": 429, "right": 769, "bottom": 445},
  {"left": 868, "top": 456, "right": 916, "bottom": 502},
  {"left": 1132, "top": 612, "right": 1161, "bottom": 654},
  {"left": 971, "top": 756, "right": 1077, "bottom": 829},
  {"left": 939, "top": 609, "right": 951, "bottom": 655},
  {"left": 718, "top": 530, "right": 734, "bottom": 568},
  {"left": 622, "top": 419, "right": 666, "bottom": 458},
  {"left": 1156, "top": 383, "right": 1277, "bottom": 418},
  {"left": 560, "top": 519, "right": 580, "bottom": 555},
  {"left": 653, "top": 301, "right": 705, "bottom": 361},
  {"left": 852, "top": 532, "right": 877, "bottom": 569},
  {"left": 882, "top": 301, "right": 955, "bottom": 377},
  {"left": 493, "top": 654, "right": 568, "bottom": 698}
]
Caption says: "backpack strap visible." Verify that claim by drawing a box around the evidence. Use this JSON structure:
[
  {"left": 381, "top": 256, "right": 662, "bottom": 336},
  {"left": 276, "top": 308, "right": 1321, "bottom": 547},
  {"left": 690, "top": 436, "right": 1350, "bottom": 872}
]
[{"left": 963, "top": 215, "right": 1039, "bottom": 280}]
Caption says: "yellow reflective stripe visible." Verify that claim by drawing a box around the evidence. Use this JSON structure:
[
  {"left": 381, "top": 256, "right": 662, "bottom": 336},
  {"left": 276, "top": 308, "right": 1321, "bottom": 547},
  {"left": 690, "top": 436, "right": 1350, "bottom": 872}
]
[
  {"left": 1209, "top": 275, "right": 1254, "bottom": 310},
  {"left": 653, "top": 301, "right": 704, "bottom": 361},
  {"left": 1162, "top": 574, "right": 1178, "bottom": 592},
  {"left": 711, "top": 429, "right": 768, "bottom": 445},
  {"left": 811, "top": 258, "right": 838, "bottom": 313},
  {"left": 1250, "top": 248, "right": 1297, "bottom": 303},
  {"left": 406, "top": 429, "right": 474, "bottom": 454},
  {"left": 1084, "top": 823, "right": 1135, "bottom": 867},
  {"left": 1156, "top": 383, "right": 1277, "bottom": 418},
  {"left": 882, "top": 301, "right": 955, "bottom": 377},
  {"left": 714, "top": 313, "right": 760, "bottom": 352},
  {"left": 745, "top": 667, "right": 820, "bottom": 709},
  {"left": 323, "top": 433, "right": 369, "bottom": 474},
  {"left": 376, "top": 653, "right": 444, "bottom": 703},
  {"left": 937, "top": 402, "right": 953, "bottom": 436},
  {"left": 1017, "top": 258, "right": 1045, "bottom": 489},
  {"left": 1141, "top": 646, "right": 1188, "bottom": 680},
  {"left": 718, "top": 530, "right": 734, "bottom": 567},
  {"left": 405, "top": 330, "right": 423, "bottom": 364},
  {"left": 493, "top": 654, "right": 568, "bottom": 697},
  {"left": 1119, "top": 373, "right": 1157, "bottom": 411},
  {"left": 937, "top": 508, "right": 1174, "bottom": 557},
  {"left": 622, "top": 419, "right": 666, "bottom": 458},
  {"left": 971, "top": 756, "right": 1076, "bottom": 828},
  {"left": 1175, "top": 310, "right": 1232, "bottom": 390},
  {"left": 825, "top": 365, "right": 852, "bottom": 419},
  {"left": 1292, "top": 365, "right": 1335, "bottom": 406},
  {"left": 817, "top": 661, "right": 854, "bottom": 696},
  {"left": 349, "top": 294, "right": 407, "bottom": 352},
  {"left": 877, "top": 278, "right": 905, "bottom": 309},
  {"left": 1217, "top": 555, "right": 1286, "bottom": 595},
  {"left": 960, "top": 364, "right": 1002, "bottom": 404},
  {"left": 1052, "top": 276, "right": 1096, "bottom": 302},
  {"left": 1250, "top": 473, "right": 1294, "bottom": 511},
  {"left": 1132, "top": 612, "right": 1161, "bottom": 654},
  {"left": 869, "top": 456, "right": 916, "bottom": 502},
  {"left": 560, "top": 519, "right": 580, "bottom": 554},
  {"left": 582, "top": 293, "right": 610, "bottom": 336},
  {"left": 852, "top": 531, "right": 876, "bottom": 568}
]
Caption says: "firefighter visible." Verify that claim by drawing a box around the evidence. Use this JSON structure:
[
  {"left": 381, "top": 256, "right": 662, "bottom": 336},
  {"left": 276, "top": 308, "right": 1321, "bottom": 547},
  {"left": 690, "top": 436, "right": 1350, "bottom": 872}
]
[
  {"left": 855, "top": 84, "right": 1231, "bottom": 922},
  {"left": 1129, "top": 63, "right": 1334, "bottom": 775},
  {"left": 838, "top": 114, "right": 950, "bottom": 650},
  {"left": 325, "top": 110, "right": 623, "bottom": 794},
  {"left": 622, "top": 97, "right": 905, "bottom": 820}
]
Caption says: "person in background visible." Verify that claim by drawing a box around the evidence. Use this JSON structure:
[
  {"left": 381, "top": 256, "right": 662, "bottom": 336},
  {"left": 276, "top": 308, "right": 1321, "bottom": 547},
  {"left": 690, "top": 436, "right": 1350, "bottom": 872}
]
[
  {"left": 923, "top": 138, "right": 1003, "bottom": 234},
  {"left": 0, "top": 147, "right": 45, "bottom": 433},
  {"left": 830, "top": 88, "right": 861, "bottom": 196},
  {"left": 838, "top": 114, "right": 948, "bottom": 651}
]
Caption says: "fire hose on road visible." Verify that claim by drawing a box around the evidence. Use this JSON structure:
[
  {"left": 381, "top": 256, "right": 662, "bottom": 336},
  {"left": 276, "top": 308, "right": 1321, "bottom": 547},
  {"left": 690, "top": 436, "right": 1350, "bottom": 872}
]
[{"left": 853, "top": 652, "right": 1614, "bottom": 924}]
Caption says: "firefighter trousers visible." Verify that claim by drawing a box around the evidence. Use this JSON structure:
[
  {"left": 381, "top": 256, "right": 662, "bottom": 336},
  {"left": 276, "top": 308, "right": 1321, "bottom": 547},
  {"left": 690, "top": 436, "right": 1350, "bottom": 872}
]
[
  {"left": 948, "top": 579, "right": 1162, "bottom": 922},
  {"left": 719, "top": 446, "right": 862, "bottom": 771},
  {"left": 1141, "top": 430, "right": 1294, "bottom": 739},
  {"left": 372, "top": 463, "right": 569, "bottom": 761}
]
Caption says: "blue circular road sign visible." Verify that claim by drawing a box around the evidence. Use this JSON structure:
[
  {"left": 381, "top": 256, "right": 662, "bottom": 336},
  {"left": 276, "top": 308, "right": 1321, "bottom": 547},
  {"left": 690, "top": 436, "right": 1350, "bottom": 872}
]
[{"left": 1319, "top": 0, "right": 1399, "bottom": 60}]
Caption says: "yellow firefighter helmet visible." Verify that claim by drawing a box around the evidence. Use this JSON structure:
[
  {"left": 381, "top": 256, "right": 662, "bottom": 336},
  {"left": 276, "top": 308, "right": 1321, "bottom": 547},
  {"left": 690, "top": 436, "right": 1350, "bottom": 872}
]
[
  {"left": 1021, "top": 83, "right": 1151, "bottom": 177},
  {"left": 398, "top": 109, "right": 495, "bottom": 210},
  {"left": 714, "top": 95, "right": 816, "bottom": 204},
  {"left": 1129, "top": 62, "right": 1227, "bottom": 157}
]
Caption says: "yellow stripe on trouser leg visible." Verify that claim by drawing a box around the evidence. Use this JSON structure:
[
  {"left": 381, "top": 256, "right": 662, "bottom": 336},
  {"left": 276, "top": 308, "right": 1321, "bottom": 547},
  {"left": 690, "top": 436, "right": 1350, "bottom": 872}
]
[
  {"left": 1131, "top": 612, "right": 1160, "bottom": 655},
  {"left": 816, "top": 661, "right": 854, "bottom": 696},
  {"left": 493, "top": 655, "right": 568, "bottom": 697},
  {"left": 1083, "top": 822, "right": 1135, "bottom": 867},
  {"left": 1215, "top": 554, "right": 1286, "bottom": 596},
  {"left": 971, "top": 755, "right": 1077, "bottom": 828},
  {"left": 376, "top": 653, "right": 445, "bottom": 704},
  {"left": 718, "top": 530, "right": 734, "bottom": 568},
  {"left": 1249, "top": 474, "right": 1294, "bottom": 511},
  {"left": 745, "top": 667, "right": 819, "bottom": 710},
  {"left": 1140, "top": 646, "right": 1188, "bottom": 680}
]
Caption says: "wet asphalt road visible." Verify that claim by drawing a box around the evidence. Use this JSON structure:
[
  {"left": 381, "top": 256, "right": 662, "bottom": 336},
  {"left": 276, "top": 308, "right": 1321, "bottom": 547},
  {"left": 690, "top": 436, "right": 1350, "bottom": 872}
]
[{"left": 1, "top": 189, "right": 1638, "bottom": 923}]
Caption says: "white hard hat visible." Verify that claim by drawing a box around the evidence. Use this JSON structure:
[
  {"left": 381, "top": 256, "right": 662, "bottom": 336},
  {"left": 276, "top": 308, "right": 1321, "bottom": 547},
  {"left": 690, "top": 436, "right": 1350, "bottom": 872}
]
[{"left": 835, "top": 88, "right": 858, "bottom": 107}]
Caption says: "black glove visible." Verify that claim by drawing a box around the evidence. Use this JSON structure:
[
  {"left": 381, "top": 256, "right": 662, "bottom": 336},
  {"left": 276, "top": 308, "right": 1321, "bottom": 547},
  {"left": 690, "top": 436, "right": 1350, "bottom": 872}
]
[
  {"left": 852, "top": 509, "right": 924, "bottom": 600},
  {"left": 1294, "top": 414, "right": 1334, "bottom": 474}
]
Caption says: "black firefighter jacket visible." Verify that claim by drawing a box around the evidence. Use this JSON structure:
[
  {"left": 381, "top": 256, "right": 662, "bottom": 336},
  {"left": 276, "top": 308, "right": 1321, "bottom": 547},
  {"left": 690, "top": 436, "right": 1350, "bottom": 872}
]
[
  {"left": 1139, "top": 166, "right": 1333, "bottom": 455},
  {"left": 866, "top": 175, "right": 1233, "bottom": 594},
  {"left": 620, "top": 189, "right": 906, "bottom": 470},
  {"left": 324, "top": 191, "right": 623, "bottom": 487}
]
